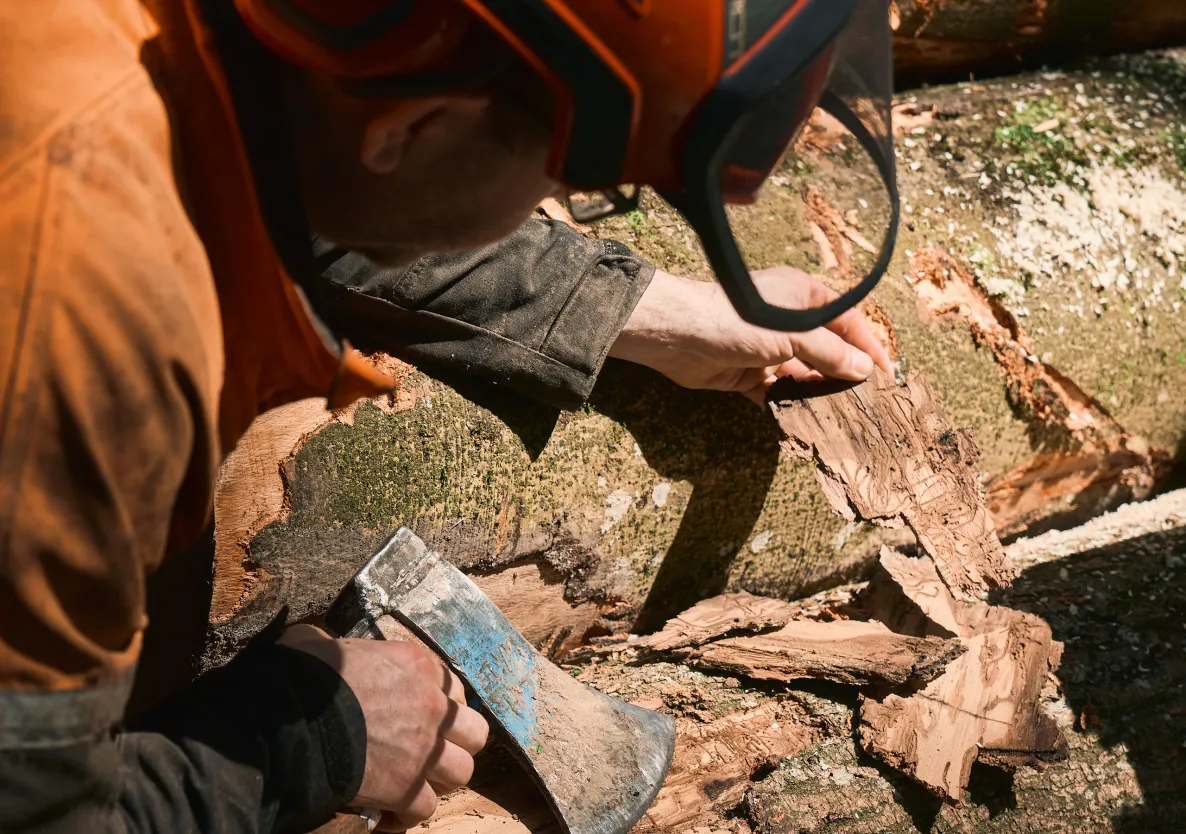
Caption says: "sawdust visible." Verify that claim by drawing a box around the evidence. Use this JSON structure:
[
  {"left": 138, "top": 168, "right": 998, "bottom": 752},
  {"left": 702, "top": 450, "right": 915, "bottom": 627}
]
[{"left": 990, "top": 163, "right": 1186, "bottom": 321}]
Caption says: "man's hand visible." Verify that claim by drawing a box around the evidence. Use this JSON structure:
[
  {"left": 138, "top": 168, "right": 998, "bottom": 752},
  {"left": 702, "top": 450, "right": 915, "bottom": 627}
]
[
  {"left": 280, "top": 625, "right": 489, "bottom": 831},
  {"left": 610, "top": 267, "right": 894, "bottom": 404}
]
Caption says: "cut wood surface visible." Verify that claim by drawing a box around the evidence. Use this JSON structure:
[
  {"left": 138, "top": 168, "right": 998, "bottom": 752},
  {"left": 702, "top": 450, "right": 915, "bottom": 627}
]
[
  {"left": 676, "top": 619, "right": 963, "bottom": 688},
  {"left": 858, "top": 548, "right": 1066, "bottom": 802},
  {"left": 771, "top": 370, "right": 1015, "bottom": 600}
]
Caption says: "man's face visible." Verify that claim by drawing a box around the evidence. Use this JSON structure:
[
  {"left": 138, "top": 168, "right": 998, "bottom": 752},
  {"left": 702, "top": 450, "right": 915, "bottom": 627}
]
[{"left": 285, "top": 70, "right": 559, "bottom": 265}]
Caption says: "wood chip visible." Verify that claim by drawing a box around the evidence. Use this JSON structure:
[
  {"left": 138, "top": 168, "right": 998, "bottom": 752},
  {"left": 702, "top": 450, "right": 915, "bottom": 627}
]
[
  {"left": 421, "top": 698, "right": 815, "bottom": 834},
  {"left": 857, "top": 549, "right": 1066, "bottom": 802},
  {"left": 771, "top": 369, "right": 1016, "bottom": 600},
  {"left": 641, "top": 591, "right": 801, "bottom": 652},
  {"left": 677, "top": 619, "right": 964, "bottom": 687}
]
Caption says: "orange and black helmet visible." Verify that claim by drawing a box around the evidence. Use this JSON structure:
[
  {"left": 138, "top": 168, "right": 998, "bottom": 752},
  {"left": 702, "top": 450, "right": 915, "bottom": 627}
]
[{"left": 233, "top": 0, "right": 899, "bottom": 331}]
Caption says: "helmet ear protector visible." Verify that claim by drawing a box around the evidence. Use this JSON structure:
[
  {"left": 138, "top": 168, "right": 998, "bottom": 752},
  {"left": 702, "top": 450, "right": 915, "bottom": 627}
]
[{"left": 235, "top": 0, "right": 899, "bottom": 332}]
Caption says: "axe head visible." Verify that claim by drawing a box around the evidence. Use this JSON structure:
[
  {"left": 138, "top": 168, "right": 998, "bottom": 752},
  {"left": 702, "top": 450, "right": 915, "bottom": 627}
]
[{"left": 325, "top": 529, "right": 675, "bottom": 834}]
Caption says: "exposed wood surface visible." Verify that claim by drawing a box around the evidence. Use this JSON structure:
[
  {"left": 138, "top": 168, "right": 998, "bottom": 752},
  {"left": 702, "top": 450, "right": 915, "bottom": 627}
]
[
  {"left": 676, "top": 619, "right": 963, "bottom": 688},
  {"left": 771, "top": 370, "right": 1015, "bottom": 600},
  {"left": 470, "top": 560, "right": 607, "bottom": 657},
  {"left": 906, "top": 248, "right": 1165, "bottom": 535},
  {"left": 211, "top": 398, "right": 336, "bottom": 622},
  {"left": 857, "top": 549, "right": 1066, "bottom": 802},
  {"left": 862, "top": 546, "right": 961, "bottom": 638}
]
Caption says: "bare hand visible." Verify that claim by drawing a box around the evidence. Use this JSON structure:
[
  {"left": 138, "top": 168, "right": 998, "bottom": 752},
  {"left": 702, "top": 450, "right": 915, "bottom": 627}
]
[
  {"left": 280, "top": 625, "right": 489, "bottom": 831},
  {"left": 610, "top": 267, "right": 894, "bottom": 404}
]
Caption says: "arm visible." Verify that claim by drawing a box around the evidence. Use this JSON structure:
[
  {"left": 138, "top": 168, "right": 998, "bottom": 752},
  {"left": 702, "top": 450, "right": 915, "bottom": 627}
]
[
  {"left": 1, "top": 644, "right": 366, "bottom": 834},
  {"left": 312, "top": 218, "right": 654, "bottom": 410},
  {"left": 312, "top": 221, "right": 891, "bottom": 411},
  {"left": 0, "top": 75, "right": 365, "bottom": 832}
]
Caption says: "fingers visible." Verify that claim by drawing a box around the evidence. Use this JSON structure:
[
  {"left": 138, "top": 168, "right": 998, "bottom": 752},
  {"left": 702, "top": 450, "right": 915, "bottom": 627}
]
[
  {"left": 792, "top": 326, "right": 874, "bottom": 381},
  {"left": 441, "top": 699, "right": 489, "bottom": 754},
  {"left": 425, "top": 739, "right": 476, "bottom": 793},
  {"left": 826, "top": 308, "right": 894, "bottom": 375},
  {"left": 383, "top": 780, "right": 438, "bottom": 831},
  {"left": 278, "top": 623, "right": 330, "bottom": 644},
  {"left": 376, "top": 812, "right": 405, "bottom": 833},
  {"left": 775, "top": 358, "right": 825, "bottom": 383},
  {"left": 439, "top": 665, "right": 466, "bottom": 705},
  {"left": 805, "top": 280, "right": 893, "bottom": 375}
]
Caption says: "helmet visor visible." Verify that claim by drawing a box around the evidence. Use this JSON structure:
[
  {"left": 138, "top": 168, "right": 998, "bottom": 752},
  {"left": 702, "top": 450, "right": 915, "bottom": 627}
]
[{"left": 670, "top": 0, "right": 898, "bottom": 333}]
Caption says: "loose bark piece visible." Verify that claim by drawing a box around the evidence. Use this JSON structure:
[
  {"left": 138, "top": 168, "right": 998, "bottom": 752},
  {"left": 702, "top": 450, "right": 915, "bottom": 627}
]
[
  {"left": 640, "top": 699, "right": 815, "bottom": 832},
  {"left": 679, "top": 619, "right": 964, "bottom": 688},
  {"left": 771, "top": 369, "right": 1015, "bottom": 600},
  {"left": 862, "top": 546, "right": 960, "bottom": 638},
  {"left": 641, "top": 591, "right": 801, "bottom": 652},
  {"left": 857, "top": 549, "right": 1066, "bottom": 802}
]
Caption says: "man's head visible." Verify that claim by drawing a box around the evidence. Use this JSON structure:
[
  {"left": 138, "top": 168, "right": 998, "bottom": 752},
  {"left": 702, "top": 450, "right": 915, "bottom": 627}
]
[
  {"left": 280, "top": 64, "right": 557, "bottom": 266},
  {"left": 236, "top": 0, "right": 899, "bottom": 331}
]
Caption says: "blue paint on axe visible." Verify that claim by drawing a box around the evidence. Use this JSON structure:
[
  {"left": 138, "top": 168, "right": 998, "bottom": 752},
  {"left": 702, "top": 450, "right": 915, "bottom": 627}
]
[{"left": 325, "top": 528, "right": 676, "bottom": 834}]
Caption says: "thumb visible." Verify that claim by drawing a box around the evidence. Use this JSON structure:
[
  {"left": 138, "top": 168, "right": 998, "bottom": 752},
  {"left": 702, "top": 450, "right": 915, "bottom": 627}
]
[{"left": 791, "top": 329, "right": 875, "bottom": 382}]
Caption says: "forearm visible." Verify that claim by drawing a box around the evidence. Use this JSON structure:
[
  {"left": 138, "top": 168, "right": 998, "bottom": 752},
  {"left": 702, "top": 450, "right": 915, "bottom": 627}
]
[
  {"left": 312, "top": 218, "right": 655, "bottom": 410},
  {"left": 0, "top": 643, "right": 365, "bottom": 834}
]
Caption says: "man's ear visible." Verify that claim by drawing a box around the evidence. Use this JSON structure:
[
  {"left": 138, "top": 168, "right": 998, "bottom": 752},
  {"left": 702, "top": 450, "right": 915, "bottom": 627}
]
[{"left": 360, "top": 96, "right": 489, "bottom": 175}]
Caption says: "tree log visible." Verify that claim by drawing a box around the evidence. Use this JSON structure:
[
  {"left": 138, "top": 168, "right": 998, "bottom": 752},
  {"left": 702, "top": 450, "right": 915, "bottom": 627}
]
[
  {"left": 320, "top": 495, "right": 1186, "bottom": 832},
  {"left": 891, "top": 0, "right": 1186, "bottom": 83},
  {"left": 199, "top": 53, "right": 1186, "bottom": 676}
]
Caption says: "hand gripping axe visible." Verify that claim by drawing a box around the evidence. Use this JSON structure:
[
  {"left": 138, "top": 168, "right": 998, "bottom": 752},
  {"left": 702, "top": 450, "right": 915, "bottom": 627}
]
[{"left": 325, "top": 528, "right": 675, "bottom": 834}]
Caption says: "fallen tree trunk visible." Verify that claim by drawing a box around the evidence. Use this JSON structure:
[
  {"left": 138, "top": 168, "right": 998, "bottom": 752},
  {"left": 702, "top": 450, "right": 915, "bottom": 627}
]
[
  {"left": 321, "top": 492, "right": 1186, "bottom": 833},
  {"left": 891, "top": 1, "right": 1186, "bottom": 83},
  {"left": 192, "top": 52, "right": 1186, "bottom": 679}
]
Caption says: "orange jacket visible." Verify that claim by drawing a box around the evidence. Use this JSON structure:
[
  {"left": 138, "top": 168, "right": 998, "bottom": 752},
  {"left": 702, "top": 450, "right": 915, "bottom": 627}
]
[{"left": 0, "top": 0, "right": 393, "bottom": 703}]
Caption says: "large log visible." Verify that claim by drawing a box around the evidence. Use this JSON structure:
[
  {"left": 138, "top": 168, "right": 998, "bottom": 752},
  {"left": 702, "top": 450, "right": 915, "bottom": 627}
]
[
  {"left": 891, "top": 0, "right": 1186, "bottom": 82},
  {"left": 195, "top": 52, "right": 1186, "bottom": 676},
  {"left": 321, "top": 493, "right": 1186, "bottom": 833}
]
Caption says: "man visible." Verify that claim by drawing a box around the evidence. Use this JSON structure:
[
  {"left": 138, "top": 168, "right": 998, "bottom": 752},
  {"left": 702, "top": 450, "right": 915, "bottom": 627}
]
[{"left": 0, "top": 1, "right": 895, "bottom": 832}]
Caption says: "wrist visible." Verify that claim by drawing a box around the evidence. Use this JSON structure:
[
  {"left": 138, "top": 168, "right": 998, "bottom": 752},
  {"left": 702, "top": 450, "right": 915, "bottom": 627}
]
[{"left": 609, "top": 271, "right": 712, "bottom": 369}]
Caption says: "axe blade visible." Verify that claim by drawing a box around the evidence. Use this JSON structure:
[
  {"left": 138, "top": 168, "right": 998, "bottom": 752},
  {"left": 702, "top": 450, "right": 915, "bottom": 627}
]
[{"left": 326, "top": 529, "right": 675, "bottom": 834}]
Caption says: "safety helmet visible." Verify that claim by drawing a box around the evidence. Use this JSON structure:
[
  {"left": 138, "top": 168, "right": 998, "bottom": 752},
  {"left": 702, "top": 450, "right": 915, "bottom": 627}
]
[{"left": 234, "top": 0, "right": 899, "bottom": 331}]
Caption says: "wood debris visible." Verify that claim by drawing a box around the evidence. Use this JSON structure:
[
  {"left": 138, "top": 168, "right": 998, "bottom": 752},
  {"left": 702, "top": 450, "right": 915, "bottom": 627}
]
[
  {"left": 857, "top": 548, "right": 1067, "bottom": 802},
  {"left": 410, "top": 670, "right": 817, "bottom": 834},
  {"left": 771, "top": 369, "right": 1016, "bottom": 600},
  {"left": 675, "top": 619, "right": 964, "bottom": 688},
  {"left": 803, "top": 185, "right": 876, "bottom": 277},
  {"left": 640, "top": 591, "right": 801, "bottom": 652}
]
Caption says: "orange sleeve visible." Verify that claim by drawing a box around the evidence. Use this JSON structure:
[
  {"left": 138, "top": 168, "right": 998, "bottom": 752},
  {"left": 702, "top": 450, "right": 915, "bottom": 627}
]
[{"left": 0, "top": 1, "right": 223, "bottom": 699}]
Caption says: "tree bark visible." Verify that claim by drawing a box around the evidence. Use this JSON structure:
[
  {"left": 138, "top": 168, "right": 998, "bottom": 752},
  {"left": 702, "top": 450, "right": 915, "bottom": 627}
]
[
  {"left": 891, "top": 0, "right": 1186, "bottom": 83},
  {"left": 320, "top": 495, "right": 1186, "bottom": 832},
  {"left": 200, "top": 53, "right": 1186, "bottom": 674}
]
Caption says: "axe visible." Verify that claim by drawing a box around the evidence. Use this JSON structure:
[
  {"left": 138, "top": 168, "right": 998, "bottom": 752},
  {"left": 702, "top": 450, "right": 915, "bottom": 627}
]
[{"left": 325, "top": 528, "right": 675, "bottom": 834}]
